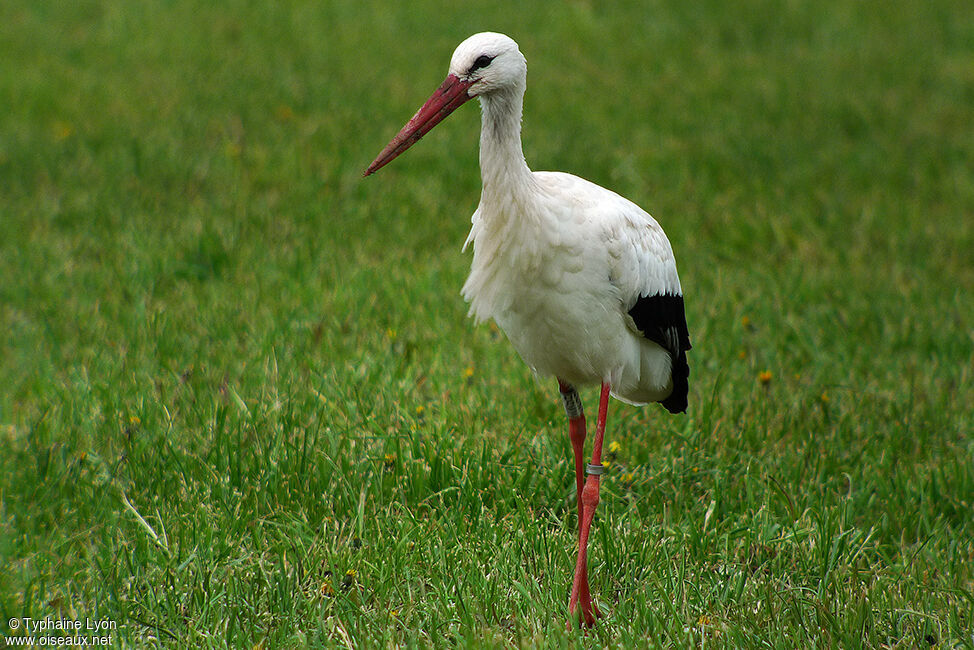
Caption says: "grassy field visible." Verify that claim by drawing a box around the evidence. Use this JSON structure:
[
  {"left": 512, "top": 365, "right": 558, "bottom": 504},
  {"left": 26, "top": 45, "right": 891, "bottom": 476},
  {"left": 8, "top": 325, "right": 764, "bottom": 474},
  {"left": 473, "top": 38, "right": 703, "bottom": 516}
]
[{"left": 2, "top": 0, "right": 973, "bottom": 647}]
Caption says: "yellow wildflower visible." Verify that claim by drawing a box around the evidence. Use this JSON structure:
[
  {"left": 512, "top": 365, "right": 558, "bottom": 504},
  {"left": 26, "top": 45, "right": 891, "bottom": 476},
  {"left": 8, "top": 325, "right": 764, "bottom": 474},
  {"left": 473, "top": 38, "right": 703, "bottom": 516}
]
[
  {"left": 53, "top": 121, "right": 73, "bottom": 141},
  {"left": 274, "top": 104, "right": 294, "bottom": 121}
]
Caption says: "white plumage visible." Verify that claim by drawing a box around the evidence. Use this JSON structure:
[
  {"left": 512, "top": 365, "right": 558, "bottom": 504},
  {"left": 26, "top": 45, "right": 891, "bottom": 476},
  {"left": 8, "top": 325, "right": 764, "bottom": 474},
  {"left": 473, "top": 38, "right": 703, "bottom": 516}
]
[
  {"left": 463, "top": 170, "right": 682, "bottom": 405},
  {"left": 365, "top": 31, "right": 691, "bottom": 627}
]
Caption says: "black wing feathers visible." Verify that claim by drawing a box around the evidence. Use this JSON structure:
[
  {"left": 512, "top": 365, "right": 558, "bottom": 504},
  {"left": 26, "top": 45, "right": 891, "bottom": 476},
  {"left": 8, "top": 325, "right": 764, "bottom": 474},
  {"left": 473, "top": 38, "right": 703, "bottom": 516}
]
[{"left": 627, "top": 293, "right": 692, "bottom": 414}]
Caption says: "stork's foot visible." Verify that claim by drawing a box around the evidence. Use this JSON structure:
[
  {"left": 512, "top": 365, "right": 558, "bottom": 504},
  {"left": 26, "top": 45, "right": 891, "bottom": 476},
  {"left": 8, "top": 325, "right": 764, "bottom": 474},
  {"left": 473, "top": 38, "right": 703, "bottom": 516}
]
[
  {"left": 566, "top": 566, "right": 604, "bottom": 629},
  {"left": 566, "top": 592, "right": 604, "bottom": 629}
]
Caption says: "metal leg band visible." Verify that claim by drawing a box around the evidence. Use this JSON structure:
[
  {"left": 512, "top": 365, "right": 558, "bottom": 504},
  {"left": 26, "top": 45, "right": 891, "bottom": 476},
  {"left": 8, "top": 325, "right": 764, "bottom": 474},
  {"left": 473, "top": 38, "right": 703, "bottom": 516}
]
[{"left": 586, "top": 463, "right": 605, "bottom": 476}]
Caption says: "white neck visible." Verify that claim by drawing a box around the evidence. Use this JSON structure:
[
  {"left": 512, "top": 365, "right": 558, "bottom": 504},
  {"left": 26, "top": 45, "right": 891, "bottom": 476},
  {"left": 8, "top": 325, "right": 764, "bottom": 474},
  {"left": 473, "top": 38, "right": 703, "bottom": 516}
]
[{"left": 478, "top": 84, "right": 534, "bottom": 203}]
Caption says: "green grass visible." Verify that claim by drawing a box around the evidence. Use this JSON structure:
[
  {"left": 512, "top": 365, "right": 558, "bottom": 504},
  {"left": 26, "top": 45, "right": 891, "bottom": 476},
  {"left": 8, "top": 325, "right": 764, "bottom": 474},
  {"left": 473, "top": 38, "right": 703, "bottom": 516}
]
[{"left": 2, "top": 0, "right": 973, "bottom": 647}]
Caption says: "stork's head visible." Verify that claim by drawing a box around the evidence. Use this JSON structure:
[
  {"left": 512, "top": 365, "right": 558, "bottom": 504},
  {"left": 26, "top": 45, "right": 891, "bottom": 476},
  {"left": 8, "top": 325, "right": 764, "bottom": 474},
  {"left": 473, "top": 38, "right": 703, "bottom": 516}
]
[
  {"left": 364, "top": 32, "right": 525, "bottom": 176},
  {"left": 448, "top": 32, "right": 526, "bottom": 97}
]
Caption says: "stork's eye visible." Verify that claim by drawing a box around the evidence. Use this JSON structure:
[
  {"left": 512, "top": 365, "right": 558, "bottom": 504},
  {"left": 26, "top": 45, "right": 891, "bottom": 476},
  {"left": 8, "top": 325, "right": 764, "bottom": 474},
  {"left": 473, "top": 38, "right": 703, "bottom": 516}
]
[{"left": 470, "top": 55, "right": 495, "bottom": 72}]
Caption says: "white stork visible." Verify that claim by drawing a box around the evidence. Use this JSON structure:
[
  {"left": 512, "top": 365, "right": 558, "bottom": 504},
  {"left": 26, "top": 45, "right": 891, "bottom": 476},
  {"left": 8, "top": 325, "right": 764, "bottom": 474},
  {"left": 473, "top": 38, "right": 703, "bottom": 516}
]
[{"left": 364, "top": 32, "right": 691, "bottom": 627}]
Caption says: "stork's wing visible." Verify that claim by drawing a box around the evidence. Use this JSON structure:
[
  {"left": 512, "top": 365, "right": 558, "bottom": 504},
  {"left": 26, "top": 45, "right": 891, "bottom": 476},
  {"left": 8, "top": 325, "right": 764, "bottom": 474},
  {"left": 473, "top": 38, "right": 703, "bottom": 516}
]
[
  {"left": 628, "top": 293, "right": 691, "bottom": 359},
  {"left": 606, "top": 205, "right": 692, "bottom": 413},
  {"left": 531, "top": 170, "right": 692, "bottom": 411}
]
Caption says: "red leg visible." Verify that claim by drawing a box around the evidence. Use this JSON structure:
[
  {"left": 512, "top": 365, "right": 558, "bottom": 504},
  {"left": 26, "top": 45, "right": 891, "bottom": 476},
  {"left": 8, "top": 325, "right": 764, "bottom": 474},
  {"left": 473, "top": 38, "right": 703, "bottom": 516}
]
[
  {"left": 559, "top": 381, "right": 601, "bottom": 624},
  {"left": 558, "top": 380, "right": 586, "bottom": 517},
  {"left": 566, "top": 381, "right": 611, "bottom": 628}
]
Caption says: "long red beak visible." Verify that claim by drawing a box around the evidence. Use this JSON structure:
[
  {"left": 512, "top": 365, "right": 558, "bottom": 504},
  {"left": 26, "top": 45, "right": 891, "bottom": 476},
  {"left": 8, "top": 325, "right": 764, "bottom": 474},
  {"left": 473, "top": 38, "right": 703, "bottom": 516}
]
[{"left": 364, "top": 74, "right": 474, "bottom": 176}]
